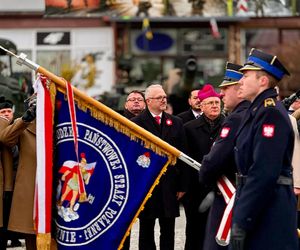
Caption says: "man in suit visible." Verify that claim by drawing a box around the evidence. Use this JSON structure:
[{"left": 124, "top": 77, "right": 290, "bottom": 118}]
[
  {"left": 183, "top": 84, "right": 224, "bottom": 250},
  {"left": 122, "top": 90, "right": 146, "bottom": 119},
  {"left": 177, "top": 88, "right": 202, "bottom": 124},
  {"left": 121, "top": 90, "right": 145, "bottom": 250},
  {"left": 230, "top": 49, "right": 298, "bottom": 250},
  {"left": 131, "top": 84, "right": 188, "bottom": 250},
  {"left": 198, "top": 63, "right": 250, "bottom": 250}
]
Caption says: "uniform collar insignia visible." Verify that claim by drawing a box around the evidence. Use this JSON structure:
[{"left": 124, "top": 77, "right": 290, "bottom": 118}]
[{"left": 264, "top": 98, "right": 276, "bottom": 107}]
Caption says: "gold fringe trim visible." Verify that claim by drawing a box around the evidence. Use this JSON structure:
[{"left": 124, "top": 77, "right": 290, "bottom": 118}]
[
  {"left": 35, "top": 70, "right": 182, "bottom": 249},
  {"left": 118, "top": 159, "right": 172, "bottom": 250},
  {"left": 37, "top": 233, "right": 51, "bottom": 250},
  {"left": 36, "top": 65, "right": 181, "bottom": 163},
  {"left": 55, "top": 85, "right": 178, "bottom": 165}
]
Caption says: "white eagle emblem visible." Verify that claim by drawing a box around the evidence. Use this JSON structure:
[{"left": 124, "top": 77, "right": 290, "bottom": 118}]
[
  {"left": 220, "top": 127, "right": 230, "bottom": 138},
  {"left": 262, "top": 124, "right": 275, "bottom": 138},
  {"left": 136, "top": 152, "right": 151, "bottom": 168}
]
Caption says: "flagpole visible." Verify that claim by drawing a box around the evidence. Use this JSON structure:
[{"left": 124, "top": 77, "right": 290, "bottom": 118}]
[
  {"left": 0, "top": 46, "right": 202, "bottom": 170},
  {"left": 178, "top": 153, "right": 201, "bottom": 171}
]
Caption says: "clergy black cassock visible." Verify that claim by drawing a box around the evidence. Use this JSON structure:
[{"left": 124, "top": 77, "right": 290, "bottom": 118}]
[{"left": 184, "top": 114, "right": 224, "bottom": 250}]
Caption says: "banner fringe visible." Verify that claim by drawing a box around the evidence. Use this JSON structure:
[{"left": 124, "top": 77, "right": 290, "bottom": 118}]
[
  {"left": 36, "top": 233, "right": 51, "bottom": 250},
  {"left": 118, "top": 159, "right": 172, "bottom": 250}
]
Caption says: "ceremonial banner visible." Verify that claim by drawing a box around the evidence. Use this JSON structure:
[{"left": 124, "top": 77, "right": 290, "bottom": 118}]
[
  {"left": 0, "top": 44, "right": 200, "bottom": 250},
  {"left": 53, "top": 89, "right": 170, "bottom": 249}
]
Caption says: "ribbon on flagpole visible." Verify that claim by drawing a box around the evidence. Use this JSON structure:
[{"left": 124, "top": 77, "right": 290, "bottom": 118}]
[
  {"left": 35, "top": 75, "right": 54, "bottom": 250},
  {"left": 65, "top": 81, "right": 87, "bottom": 202},
  {"left": 216, "top": 175, "right": 236, "bottom": 246},
  {"left": 0, "top": 46, "right": 203, "bottom": 249}
]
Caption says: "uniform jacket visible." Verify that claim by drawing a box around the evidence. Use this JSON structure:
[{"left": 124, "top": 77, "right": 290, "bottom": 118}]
[
  {"left": 131, "top": 109, "right": 188, "bottom": 218},
  {"left": 198, "top": 101, "right": 249, "bottom": 250},
  {"left": 0, "top": 117, "right": 15, "bottom": 227},
  {"left": 0, "top": 118, "right": 35, "bottom": 234},
  {"left": 177, "top": 109, "right": 197, "bottom": 124},
  {"left": 233, "top": 88, "right": 298, "bottom": 249}
]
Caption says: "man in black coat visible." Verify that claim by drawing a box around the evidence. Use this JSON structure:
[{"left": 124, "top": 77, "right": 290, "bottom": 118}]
[
  {"left": 198, "top": 63, "right": 250, "bottom": 250},
  {"left": 131, "top": 84, "right": 188, "bottom": 250},
  {"left": 183, "top": 84, "right": 224, "bottom": 250},
  {"left": 122, "top": 90, "right": 146, "bottom": 119},
  {"left": 121, "top": 90, "right": 146, "bottom": 250},
  {"left": 177, "top": 88, "right": 202, "bottom": 124}
]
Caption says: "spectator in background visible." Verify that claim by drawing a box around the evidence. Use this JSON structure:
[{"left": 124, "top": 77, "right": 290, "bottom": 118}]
[
  {"left": 121, "top": 90, "right": 145, "bottom": 250},
  {"left": 122, "top": 90, "right": 146, "bottom": 119},
  {"left": 183, "top": 84, "right": 224, "bottom": 250},
  {"left": 0, "top": 96, "right": 37, "bottom": 250},
  {"left": 177, "top": 88, "right": 202, "bottom": 124},
  {"left": 0, "top": 96, "right": 16, "bottom": 249},
  {"left": 132, "top": 84, "right": 188, "bottom": 250}
]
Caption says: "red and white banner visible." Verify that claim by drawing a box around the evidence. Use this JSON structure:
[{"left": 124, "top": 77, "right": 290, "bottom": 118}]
[
  {"left": 35, "top": 76, "right": 53, "bottom": 233},
  {"left": 216, "top": 175, "right": 236, "bottom": 246}
]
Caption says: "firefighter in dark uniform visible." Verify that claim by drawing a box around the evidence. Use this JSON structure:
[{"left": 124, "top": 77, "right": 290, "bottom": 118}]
[
  {"left": 198, "top": 63, "right": 250, "bottom": 250},
  {"left": 230, "top": 49, "right": 298, "bottom": 250}
]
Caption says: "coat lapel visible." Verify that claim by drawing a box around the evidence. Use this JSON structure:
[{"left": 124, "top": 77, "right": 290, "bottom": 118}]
[{"left": 161, "top": 112, "right": 173, "bottom": 140}]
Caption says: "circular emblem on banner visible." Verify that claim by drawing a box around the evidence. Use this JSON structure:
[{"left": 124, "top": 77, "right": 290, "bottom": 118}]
[{"left": 55, "top": 122, "right": 129, "bottom": 246}]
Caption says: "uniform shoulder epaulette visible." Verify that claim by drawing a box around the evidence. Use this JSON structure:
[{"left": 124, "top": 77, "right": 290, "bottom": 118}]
[{"left": 264, "top": 98, "right": 276, "bottom": 108}]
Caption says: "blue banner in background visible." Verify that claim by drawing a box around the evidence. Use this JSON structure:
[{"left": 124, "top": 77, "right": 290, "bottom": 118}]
[{"left": 54, "top": 90, "right": 169, "bottom": 250}]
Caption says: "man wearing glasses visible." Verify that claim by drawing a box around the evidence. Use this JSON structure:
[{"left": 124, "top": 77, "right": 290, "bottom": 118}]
[
  {"left": 123, "top": 90, "right": 146, "bottom": 119},
  {"left": 183, "top": 84, "right": 224, "bottom": 250},
  {"left": 132, "top": 84, "right": 188, "bottom": 250},
  {"left": 121, "top": 91, "right": 145, "bottom": 250}
]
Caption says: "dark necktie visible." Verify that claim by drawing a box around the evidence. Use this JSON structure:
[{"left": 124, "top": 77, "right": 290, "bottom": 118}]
[{"left": 155, "top": 115, "right": 160, "bottom": 125}]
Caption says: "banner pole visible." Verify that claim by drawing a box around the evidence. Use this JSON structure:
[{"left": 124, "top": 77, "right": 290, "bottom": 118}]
[
  {"left": 178, "top": 153, "right": 201, "bottom": 171},
  {"left": 0, "top": 46, "right": 202, "bottom": 169}
]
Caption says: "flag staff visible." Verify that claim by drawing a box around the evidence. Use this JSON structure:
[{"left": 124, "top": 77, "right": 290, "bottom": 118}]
[{"left": 0, "top": 45, "right": 201, "bottom": 171}]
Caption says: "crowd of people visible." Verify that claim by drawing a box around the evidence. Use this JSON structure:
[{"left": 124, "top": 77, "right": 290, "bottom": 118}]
[{"left": 0, "top": 48, "right": 300, "bottom": 250}]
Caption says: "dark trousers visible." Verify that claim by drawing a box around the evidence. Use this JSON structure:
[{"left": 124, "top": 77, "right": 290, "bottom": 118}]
[
  {"left": 0, "top": 191, "right": 22, "bottom": 250},
  {"left": 182, "top": 191, "right": 209, "bottom": 250},
  {"left": 139, "top": 217, "right": 175, "bottom": 250},
  {"left": 184, "top": 210, "right": 208, "bottom": 250},
  {"left": 25, "top": 234, "right": 37, "bottom": 250}
]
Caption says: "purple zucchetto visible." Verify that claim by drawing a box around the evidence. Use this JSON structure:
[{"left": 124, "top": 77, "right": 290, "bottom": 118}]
[{"left": 197, "top": 84, "right": 221, "bottom": 101}]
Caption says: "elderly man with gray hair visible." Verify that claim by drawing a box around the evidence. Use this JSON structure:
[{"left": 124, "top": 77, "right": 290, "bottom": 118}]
[{"left": 132, "top": 84, "right": 189, "bottom": 250}]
